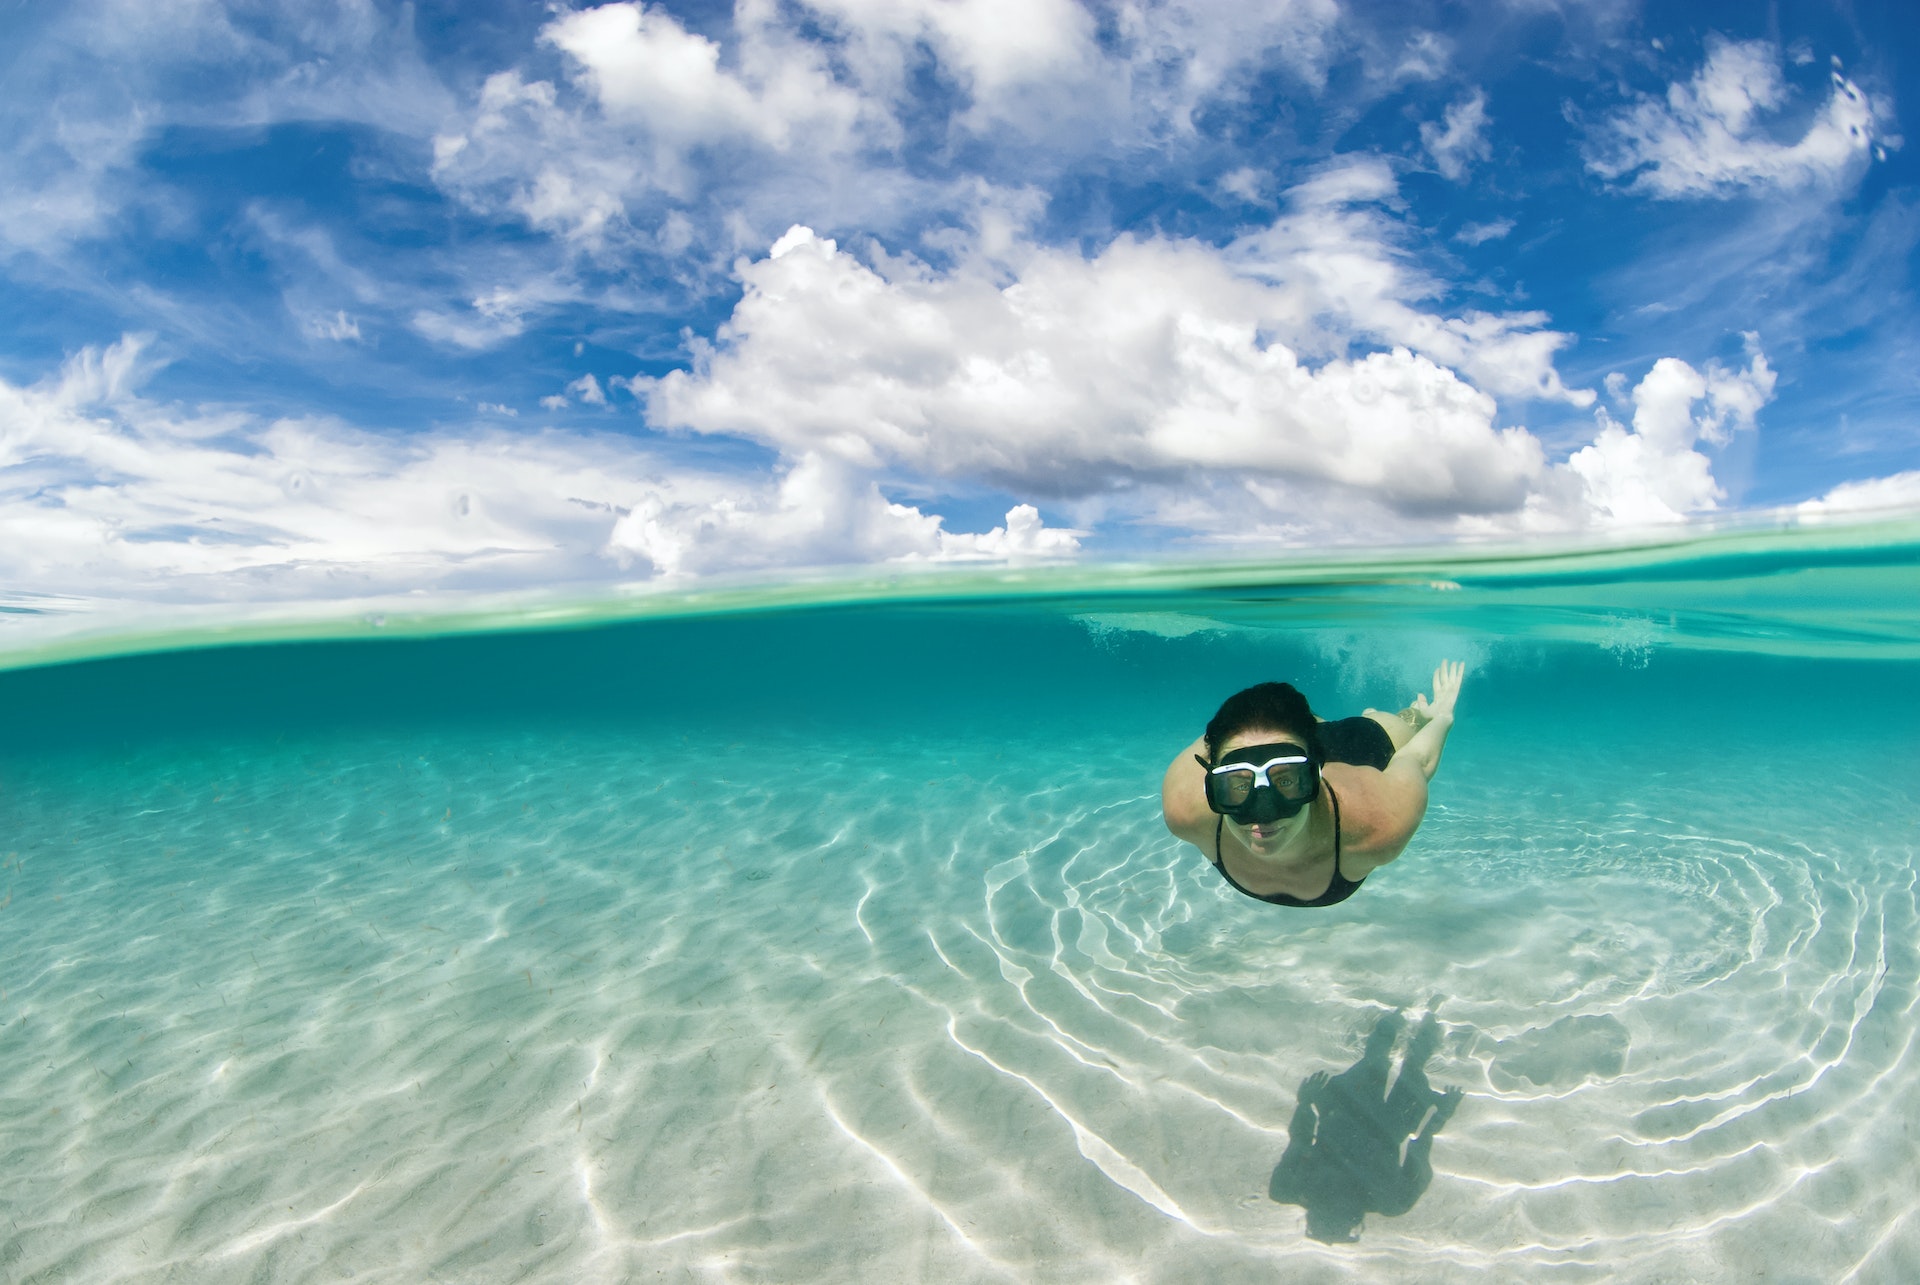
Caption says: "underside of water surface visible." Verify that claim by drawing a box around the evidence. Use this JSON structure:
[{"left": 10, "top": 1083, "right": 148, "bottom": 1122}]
[{"left": 3, "top": 523, "right": 1918, "bottom": 1282}]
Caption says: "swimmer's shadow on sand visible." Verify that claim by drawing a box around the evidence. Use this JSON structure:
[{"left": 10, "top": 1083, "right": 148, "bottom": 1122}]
[{"left": 1269, "top": 1004, "right": 1461, "bottom": 1244}]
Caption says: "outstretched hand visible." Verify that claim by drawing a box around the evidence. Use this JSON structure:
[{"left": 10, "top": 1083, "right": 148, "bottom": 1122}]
[
  {"left": 1409, "top": 660, "right": 1465, "bottom": 725},
  {"left": 1423, "top": 1085, "right": 1464, "bottom": 1136}
]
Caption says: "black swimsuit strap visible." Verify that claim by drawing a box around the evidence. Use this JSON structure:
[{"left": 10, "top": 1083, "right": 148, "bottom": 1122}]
[
  {"left": 1329, "top": 783, "right": 1343, "bottom": 873},
  {"left": 1212, "top": 783, "right": 1345, "bottom": 878}
]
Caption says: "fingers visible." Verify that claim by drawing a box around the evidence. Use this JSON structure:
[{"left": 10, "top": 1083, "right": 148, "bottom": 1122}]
[
  {"left": 1416, "top": 660, "right": 1464, "bottom": 720},
  {"left": 1409, "top": 660, "right": 1465, "bottom": 716}
]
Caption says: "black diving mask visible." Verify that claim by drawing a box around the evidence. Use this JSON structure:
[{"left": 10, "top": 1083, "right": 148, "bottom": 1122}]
[{"left": 1197, "top": 742, "right": 1320, "bottom": 824}]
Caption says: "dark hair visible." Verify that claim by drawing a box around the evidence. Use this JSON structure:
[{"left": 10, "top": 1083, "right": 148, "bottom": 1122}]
[{"left": 1204, "top": 682, "right": 1322, "bottom": 763}]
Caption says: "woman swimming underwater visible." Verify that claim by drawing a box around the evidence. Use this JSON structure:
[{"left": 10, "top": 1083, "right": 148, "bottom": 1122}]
[{"left": 1161, "top": 662, "right": 1464, "bottom": 907}]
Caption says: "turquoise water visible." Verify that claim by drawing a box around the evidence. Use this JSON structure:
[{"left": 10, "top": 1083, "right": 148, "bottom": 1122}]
[{"left": 3, "top": 525, "right": 1918, "bottom": 1282}]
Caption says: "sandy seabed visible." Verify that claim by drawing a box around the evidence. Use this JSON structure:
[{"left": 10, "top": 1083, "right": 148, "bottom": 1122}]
[{"left": 3, "top": 726, "right": 1917, "bottom": 1284}]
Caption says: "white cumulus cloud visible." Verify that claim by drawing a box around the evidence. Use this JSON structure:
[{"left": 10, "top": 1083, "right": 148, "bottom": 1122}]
[
  {"left": 540, "top": 373, "right": 610, "bottom": 410},
  {"left": 1797, "top": 470, "right": 1920, "bottom": 516},
  {"left": 604, "top": 453, "right": 1080, "bottom": 578},
  {"left": 1561, "top": 348, "right": 1777, "bottom": 525},
  {"left": 1229, "top": 160, "right": 1593, "bottom": 405},
  {"left": 643, "top": 222, "right": 1551, "bottom": 516},
  {"left": 432, "top": 2, "right": 884, "bottom": 245},
  {"left": 429, "top": 0, "right": 1348, "bottom": 253},
  {"left": 627, "top": 210, "right": 1824, "bottom": 543},
  {"left": 639, "top": 165, "right": 1596, "bottom": 531},
  {"left": 543, "top": 2, "right": 866, "bottom": 151},
  {"left": 802, "top": 0, "right": 1101, "bottom": 125}
]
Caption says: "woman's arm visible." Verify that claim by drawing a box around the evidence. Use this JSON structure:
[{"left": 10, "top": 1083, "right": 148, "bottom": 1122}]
[
  {"left": 1161, "top": 735, "right": 1213, "bottom": 841},
  {"left": 1393, "top": 660, "right": 1464, "bottom": 782},
  {"left": 1339, "top": 661, "right": 1465, "bottom": 864}
]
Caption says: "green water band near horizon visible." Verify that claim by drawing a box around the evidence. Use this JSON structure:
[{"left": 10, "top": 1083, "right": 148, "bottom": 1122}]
[{"left": 1, "top": 516, "right": 1917, "bottom": 679}]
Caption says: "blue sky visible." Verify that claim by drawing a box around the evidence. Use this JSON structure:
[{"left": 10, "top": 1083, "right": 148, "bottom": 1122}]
[{"left": 3, "top": 0, "right": 1917, "bottom": 604}]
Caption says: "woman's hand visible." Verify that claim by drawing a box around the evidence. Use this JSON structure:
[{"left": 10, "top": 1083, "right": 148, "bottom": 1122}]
[{"left": 1409, "top": 660, "right": 1465, "bottom": 726}]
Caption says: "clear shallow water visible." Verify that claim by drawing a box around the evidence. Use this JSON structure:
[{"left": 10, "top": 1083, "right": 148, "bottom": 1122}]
[{"left": 3, "top": 528, "right": 1919, "bottom": 1282}]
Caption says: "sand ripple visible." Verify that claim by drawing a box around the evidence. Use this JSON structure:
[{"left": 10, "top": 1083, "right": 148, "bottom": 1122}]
[{"left": 1, "top": 732, "right": 1916, "bottom": 1282}]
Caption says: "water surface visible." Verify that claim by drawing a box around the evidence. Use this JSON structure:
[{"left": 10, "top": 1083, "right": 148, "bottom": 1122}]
[{"left": 3, "top": 523, "right": 1917, "bottom": 1282}]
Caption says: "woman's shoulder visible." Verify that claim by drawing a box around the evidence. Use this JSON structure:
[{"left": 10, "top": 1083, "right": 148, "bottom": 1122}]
[
  {"left": 1325, "top": 764, "right": 1426, "bottom": 863},
  {"left": 1161, "top": 736, "right": 1214, "bottom": 838}
]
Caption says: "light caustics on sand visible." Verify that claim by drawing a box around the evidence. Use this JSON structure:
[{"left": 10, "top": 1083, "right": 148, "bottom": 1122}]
[{"left": 1, "top": 528, "right": 1917, "bottom": 1282}]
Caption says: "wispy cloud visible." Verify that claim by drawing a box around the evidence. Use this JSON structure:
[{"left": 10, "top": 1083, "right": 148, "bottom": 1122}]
[
  {"left": 1584, "top": 37, "right": 1891, "bottom": 198},
  {"left": 1421, "top": 89, "right": 1491, "bottom": 180},
  {"left": 0, "top": 335, "right": 1081, "bottom": 600},
  {"left": 1454, "top": 218, "right": 1514, "bottom": 246},
  {"left": 304, "top": 310, "right": 363, "bottom": 342},
  {"left": 0, "top": 0, "right": 455, "bottom": 257}
]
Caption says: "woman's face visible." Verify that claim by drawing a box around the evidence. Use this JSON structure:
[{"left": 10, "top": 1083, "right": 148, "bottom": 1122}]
[{"left": 1217, "top": 727, "right": 1317, "bottom": 853}]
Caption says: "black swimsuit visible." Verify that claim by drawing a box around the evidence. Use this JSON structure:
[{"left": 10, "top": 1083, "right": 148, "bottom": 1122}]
[
  {"left": 1212, "top": 783, "right": 1364, "bottom": 908},
  {"left": 1204, "top": 715, "right": 1391, "bottom": 909}
]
